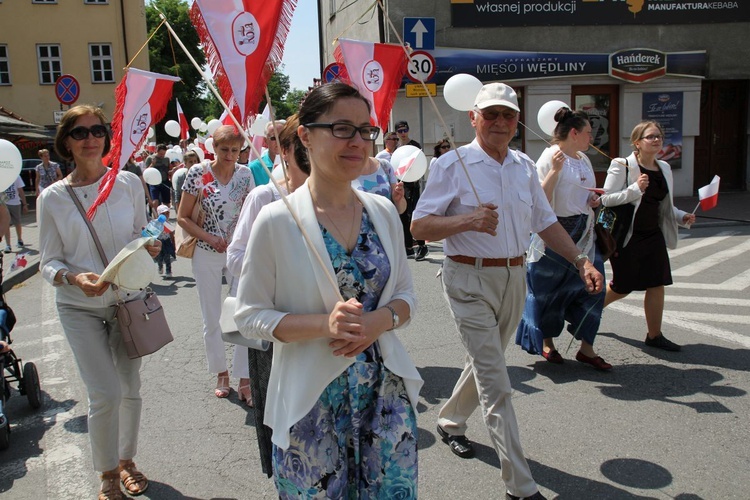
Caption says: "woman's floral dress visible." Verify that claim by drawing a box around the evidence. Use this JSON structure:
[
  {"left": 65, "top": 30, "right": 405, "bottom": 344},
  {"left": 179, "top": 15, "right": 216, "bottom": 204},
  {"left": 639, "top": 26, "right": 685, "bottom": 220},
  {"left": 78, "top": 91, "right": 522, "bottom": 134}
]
[{"left": 272, "top": 208, "right": 419, "bottom": 499}]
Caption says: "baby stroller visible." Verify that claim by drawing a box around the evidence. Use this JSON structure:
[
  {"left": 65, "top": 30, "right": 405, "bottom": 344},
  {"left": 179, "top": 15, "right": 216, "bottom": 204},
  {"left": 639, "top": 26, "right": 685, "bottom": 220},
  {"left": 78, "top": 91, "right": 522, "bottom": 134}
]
[{"left": 0, "top": 254, "right": 42, "bottom": 450}]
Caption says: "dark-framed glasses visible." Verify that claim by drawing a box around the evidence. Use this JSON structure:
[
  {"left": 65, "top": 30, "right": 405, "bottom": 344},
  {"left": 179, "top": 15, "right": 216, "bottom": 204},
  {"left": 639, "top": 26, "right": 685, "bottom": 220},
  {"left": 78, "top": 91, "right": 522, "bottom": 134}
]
[
  {"left": 68, "top": 124, "right": 108, "bottom": 141},
  {"left": 475, "top": 108, "right": 518, "bottom": 121},
  {"left": 305, "top": 122, "right": 380, "bottom": 141},
  {"left": 641, "top": 134, "right": 663, "bottom": 142},
  {"left": 440, "top": 144, "right": 451, "bottom": 150}
]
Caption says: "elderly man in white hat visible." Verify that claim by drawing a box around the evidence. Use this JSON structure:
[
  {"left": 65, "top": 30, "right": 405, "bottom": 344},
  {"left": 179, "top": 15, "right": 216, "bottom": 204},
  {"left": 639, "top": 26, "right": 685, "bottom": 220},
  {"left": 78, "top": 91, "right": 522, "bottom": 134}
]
[{"left": 412, "top": 82, "right": 603, "bottom": 500}]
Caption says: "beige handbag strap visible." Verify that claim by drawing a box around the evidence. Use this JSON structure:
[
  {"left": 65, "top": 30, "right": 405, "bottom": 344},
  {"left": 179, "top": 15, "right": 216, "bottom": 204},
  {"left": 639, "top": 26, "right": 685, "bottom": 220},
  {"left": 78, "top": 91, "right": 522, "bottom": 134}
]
[{"left": 64, "top": 179, "right": 109, "bottom": 267}]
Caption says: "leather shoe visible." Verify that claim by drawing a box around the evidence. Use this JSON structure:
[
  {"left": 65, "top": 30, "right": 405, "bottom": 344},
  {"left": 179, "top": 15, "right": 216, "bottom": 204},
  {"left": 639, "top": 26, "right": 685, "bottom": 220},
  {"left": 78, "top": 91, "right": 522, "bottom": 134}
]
[
  {"left": 506, "top": 492, "right": 547, "bottom": 500},
  {"left": 542, "top": 349, "right": 564, "bottom": 364},
  {"left": 645, "top": 332, "right": 681, "bottom": 351},
  {"left": 575, "top": 351, "right": 612, "bottom": 371},
  {"left": 436, "top": 425, "right": 475, "bottom": 459}
]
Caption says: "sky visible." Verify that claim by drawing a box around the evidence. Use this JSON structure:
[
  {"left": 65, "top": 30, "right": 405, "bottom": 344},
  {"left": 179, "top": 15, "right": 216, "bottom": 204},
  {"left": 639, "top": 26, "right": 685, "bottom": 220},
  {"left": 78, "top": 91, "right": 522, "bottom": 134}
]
[{"left": 281, "top": 0, "right": 322, "bottom": 90}]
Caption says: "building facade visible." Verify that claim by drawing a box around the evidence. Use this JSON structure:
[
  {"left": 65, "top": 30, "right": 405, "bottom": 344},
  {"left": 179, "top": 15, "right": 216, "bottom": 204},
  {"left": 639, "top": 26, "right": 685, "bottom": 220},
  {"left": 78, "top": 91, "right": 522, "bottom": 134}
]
[
  {"left": 319, "top": 0, "right": 749, "bottom": 195},
  {"left": 0, "top": 0, "right": 149, "bottom": 137}
]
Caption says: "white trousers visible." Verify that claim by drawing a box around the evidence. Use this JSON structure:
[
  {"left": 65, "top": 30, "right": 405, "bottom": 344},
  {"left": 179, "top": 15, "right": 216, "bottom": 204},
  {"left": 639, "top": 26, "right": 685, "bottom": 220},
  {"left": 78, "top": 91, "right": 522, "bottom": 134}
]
[
  {"left": 192, "top": 246, "right": 248, "bottom": 377},
  {"left": 57, "top": 303, "right": 142, "bottom": 473},
  {"left": 437, "top": 259, "right": 538, "bottom": 498}
]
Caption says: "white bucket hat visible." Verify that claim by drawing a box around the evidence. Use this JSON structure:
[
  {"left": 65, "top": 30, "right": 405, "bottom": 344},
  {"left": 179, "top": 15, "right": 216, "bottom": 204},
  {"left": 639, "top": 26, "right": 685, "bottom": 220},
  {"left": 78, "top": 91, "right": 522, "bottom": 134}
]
[{"left": 98, "top": 237, "right": 157, "bottom": 290}]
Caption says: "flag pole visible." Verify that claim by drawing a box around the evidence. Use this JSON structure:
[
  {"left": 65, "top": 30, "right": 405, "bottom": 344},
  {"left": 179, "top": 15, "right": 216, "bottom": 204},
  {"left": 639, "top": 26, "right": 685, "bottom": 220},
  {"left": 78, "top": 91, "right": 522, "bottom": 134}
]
[
  {"left": 691, "top": 201, "right": 700, "bottom": 214},
  {"left": 263, "top": 87, "right": 289, "bottom": 183},
  {"left": 159, "top": 13, "right": 344, "bottom": 302}
]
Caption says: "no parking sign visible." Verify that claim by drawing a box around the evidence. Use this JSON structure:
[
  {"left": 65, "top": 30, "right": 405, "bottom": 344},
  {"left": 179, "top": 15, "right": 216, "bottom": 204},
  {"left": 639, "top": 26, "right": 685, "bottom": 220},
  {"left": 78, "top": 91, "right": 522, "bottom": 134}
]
[{"left": 55, "top": 74, "right": 80, "bottom": 105}]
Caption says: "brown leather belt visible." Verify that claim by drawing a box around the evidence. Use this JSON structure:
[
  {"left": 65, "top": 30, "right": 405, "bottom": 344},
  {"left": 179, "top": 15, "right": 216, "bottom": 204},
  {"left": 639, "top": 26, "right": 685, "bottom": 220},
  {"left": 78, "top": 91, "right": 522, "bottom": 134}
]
[{"left": 448, "top": 255, "right": 525, "bottom": 267}]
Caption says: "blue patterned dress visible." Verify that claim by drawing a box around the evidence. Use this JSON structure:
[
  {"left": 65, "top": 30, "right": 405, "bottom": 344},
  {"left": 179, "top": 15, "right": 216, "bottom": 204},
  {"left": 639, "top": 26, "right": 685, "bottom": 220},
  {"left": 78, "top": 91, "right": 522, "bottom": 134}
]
[{"left": 272, "top": 208, "right": 419, "bottom": 499}]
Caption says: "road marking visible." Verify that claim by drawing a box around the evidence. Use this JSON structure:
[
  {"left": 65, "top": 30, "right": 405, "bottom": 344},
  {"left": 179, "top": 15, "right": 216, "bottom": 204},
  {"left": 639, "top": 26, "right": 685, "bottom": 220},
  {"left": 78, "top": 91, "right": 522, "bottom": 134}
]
[
  {"left": 667, "top": 231, "right": 737, "bottom": 258},
  {"left": 668, "top": 267, "right": 750, "bottom": 291},
  {"left": 671, "top": 238, "right": 750, "bottom": 277},
  {"left": 622, "top": 294, "right": 750, "bottom": 307},
  {"left": 608, "top": 302, "right": 750, "bottom": 348}
]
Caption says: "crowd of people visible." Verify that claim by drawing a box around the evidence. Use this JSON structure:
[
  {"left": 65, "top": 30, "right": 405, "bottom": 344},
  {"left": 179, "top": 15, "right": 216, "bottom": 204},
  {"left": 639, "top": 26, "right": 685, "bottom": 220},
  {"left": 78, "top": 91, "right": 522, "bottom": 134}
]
[{"left": 33, "top": 79, "right": 695, "bottom": 499}]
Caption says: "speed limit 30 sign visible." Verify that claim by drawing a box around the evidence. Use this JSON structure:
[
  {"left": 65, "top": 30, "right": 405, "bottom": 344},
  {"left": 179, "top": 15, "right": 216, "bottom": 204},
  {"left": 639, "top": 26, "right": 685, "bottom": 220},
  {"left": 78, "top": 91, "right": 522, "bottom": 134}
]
[{"left": 407, "top": 50, "right": 436, "bottom": 83}]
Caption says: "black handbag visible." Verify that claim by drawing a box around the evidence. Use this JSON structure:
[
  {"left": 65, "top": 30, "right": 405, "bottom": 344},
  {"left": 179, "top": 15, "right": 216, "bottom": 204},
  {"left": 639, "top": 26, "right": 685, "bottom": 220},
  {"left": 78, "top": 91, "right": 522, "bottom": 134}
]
[{"left": 596, "top": 158, "right": 636, "bottom": 258}]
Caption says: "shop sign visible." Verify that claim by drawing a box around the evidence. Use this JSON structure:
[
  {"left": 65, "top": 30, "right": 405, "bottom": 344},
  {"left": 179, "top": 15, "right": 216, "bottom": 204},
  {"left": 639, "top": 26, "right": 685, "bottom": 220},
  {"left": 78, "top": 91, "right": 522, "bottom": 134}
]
[
  {"left": 420, "top": 47, "right": 706, "bottom": 85},
  {"left": 450, "top": 0, "right": 749, "bottom": 27},
  {"left": 609, "top": 49, "right": 666, "bottom": 84},
  {"left": 643, "top": 92, "right": 684, "bottom": 169}
]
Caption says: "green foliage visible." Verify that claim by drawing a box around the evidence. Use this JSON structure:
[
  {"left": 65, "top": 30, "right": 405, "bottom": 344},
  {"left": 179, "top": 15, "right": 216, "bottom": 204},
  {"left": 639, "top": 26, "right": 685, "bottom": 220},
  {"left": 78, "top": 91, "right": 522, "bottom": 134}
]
[{"left": 260, "top": 71, "right": 308, "bottom": 119}]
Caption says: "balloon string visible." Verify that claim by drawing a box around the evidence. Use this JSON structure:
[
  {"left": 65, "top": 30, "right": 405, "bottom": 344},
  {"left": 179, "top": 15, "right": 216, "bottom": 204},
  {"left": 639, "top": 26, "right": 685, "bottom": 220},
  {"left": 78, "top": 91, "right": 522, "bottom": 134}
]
[
  {"left": 375, "top": 0, "right": 482, "bottom": 206},
  {"left": 331, "top": 0, "right": 379, "bottom": 45},
  {"left": 125, "top": 17, "right": 167, "bottom": 70},
  {"left": 158, "top": 13, "right": 344, "bottom": 302},
  {"left": 263, "top": 87, "right": 288, "bottom": 183}
]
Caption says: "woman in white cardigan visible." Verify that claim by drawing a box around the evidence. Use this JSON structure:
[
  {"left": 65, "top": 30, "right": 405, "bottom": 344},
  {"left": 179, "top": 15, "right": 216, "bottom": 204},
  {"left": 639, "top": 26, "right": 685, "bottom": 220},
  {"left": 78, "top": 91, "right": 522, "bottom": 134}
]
[
  {"left": 234, "top": 83, "right": 422, "bottom": 498},
  {"left": 600, "top": 121, "right": 695, "bottom": 351}
]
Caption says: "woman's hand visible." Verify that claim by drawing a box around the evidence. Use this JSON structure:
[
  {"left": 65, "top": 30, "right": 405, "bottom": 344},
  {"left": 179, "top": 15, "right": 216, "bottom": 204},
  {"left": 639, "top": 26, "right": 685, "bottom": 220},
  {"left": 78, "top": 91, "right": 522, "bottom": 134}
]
[
  {"left": 74, "top": 272, "right": 110, "bottom": 297},
  {"left": 636, "top": 173, "right": 649, "bottom": 192},
  {"left": 682, "top": 213, "right": 696, "bottom": 226},
  {"left": 392, "top": 182, "right": 405, "bottom": 205},
  {"left": 208, "top": 234, "right": 228, "bottom": 253},
  {"left": 328, "top": 303, "right": 384, "bottom": 357},
  {"left": 144, "top": 239, "right": 162, "bottom": 258},
  {"left": 327, "top": 298, "right": 365, "bottom": 344},
  {"left": 551, "top": 149, "right": 565, "bottom": 172},
  {"left": 588, "top": 194, "right": 601, "bottom": 208}
]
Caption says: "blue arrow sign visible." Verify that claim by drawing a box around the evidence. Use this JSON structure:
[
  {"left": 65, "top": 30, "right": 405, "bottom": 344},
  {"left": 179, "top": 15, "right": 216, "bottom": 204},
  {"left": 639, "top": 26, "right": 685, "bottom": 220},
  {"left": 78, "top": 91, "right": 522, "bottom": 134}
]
[{"left": 403, "top": 17, "right": 435, "bottom": 51}]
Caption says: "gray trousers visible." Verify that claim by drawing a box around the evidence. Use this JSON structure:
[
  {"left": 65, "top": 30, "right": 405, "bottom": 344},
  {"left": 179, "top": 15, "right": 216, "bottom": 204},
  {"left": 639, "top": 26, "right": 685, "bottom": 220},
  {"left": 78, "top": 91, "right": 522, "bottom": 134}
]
[{"left": 437, "top": 258, "right": 538, "bottom": 497}]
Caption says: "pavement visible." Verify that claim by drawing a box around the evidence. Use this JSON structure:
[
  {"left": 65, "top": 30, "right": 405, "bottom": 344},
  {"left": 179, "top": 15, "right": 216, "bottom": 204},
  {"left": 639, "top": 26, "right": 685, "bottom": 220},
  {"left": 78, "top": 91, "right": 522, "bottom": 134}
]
[{"left": 5, "top": 191, "right": 748, "bottom": 293}]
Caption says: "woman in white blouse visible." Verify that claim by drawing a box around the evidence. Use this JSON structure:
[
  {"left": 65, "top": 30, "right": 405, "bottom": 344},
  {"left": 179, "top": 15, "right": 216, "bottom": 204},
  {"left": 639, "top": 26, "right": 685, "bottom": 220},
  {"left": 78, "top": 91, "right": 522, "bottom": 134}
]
[
  {"left": 39, "top": 105, "right": 161, "bottom": 500},
  {"left": 516, "top": 108, "right": 611, "bottom": 370}
]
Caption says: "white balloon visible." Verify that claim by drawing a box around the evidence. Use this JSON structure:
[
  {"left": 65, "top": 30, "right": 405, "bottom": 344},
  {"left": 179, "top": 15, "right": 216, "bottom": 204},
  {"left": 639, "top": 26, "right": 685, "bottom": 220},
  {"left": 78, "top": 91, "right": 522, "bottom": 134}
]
[
  {"left": 443, "top": 74, "right": 484, "bottom": 111},
  {"left": 164, "top": 120, "right": 181, "bottom": 138},
  {"left": 207, "top": 119, "right": 222, "bottom": 136},
  {"left": 250, "top": 116, "right": 270, "bottom": 136},
  {"left": 166, "top": 150, "right": 183, "bottom": 163},
  {"left": 190, "top": 147, "right": 205, "bottom": 162},
  {"left": 199, "top": 122, "right": 208, "bottom": 133},
  {"left": 0, "top": 139, "right": 22, "bottom": 192},
  {"left": 390, "top": 145, "right": 427, "bottom": 183},
  {"left": 537, "top": 100, "right": 570, "bottom": 137},
  {"left": 190, "top": 117, "right": 202, "bottom": 130},
  {"left": 143, "top": 167, "right": 162, "bottom": 186},
  {"left": 147, "top": 127, "right": 155, "bottom": 139},
  {"left": 205, "top": 137, "right": 214, "bottom": 154}
]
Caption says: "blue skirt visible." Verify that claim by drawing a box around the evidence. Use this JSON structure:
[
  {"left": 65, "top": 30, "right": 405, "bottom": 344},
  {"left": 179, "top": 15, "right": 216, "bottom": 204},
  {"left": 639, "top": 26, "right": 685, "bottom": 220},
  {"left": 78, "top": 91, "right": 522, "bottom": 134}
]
[{"left": 516, "top": 248, "right": 606, "bottom": 355}]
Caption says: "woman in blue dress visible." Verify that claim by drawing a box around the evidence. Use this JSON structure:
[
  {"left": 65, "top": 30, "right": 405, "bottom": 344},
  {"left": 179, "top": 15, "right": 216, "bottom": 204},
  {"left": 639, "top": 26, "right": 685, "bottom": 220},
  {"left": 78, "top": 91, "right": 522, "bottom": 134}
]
[{"left": 234, "top": 82, "right": 422, "bottom": 499}]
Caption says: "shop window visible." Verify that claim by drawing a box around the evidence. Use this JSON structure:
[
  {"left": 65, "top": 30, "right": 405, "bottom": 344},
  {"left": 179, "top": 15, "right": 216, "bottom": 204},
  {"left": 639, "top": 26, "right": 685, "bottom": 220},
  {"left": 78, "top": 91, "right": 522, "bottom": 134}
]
[
  {"left": 572, "top": 85, "right": 619, "bottom": 175},
  {"left": 37, "top": 44, "right": 62, "bottom": 85},
  {"left": 0, "top": 45, "right": 10, "bottom": 85},
  {"left": 90, "top": 43, "right": 114, "bottom": 83},
  {"left": 510, "top": 86, "right": 525, "bottom": 152}
]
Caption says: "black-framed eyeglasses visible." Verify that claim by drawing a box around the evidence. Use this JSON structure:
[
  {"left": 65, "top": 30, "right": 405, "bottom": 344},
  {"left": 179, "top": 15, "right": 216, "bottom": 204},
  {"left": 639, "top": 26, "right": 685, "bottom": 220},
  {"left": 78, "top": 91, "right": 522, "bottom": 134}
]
[
  {"left": 641, "top": 134, "right": 663, "bottom": 142},
  {"left": 68, "top": 124, "right": 108, "bottom": 141},
  {"left": 396, "top": 128, "right": 409, "bottom": 133},
  {"left": 474, "top": 108, "right": 518, "bottom": 121},
  {"left": 305, "top": 122, "right": 380, "bottom": 141}
]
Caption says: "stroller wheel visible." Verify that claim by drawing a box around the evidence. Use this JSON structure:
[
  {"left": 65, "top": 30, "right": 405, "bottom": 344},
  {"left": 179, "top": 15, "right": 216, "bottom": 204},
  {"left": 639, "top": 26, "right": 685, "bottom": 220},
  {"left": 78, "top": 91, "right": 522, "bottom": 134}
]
[
  {"left": 22, "top": 362, "right": 42, "bottom": 410},
  {"left": 0, "top": 415, "right": 9, "bottom": 450}
]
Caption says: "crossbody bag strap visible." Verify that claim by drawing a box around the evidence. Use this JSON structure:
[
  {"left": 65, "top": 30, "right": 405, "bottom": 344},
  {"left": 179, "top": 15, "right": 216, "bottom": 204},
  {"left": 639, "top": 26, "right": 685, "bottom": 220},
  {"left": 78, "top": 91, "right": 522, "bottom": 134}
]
[{"left": 64, "top": 179, "right": 109, "bottom": 268}]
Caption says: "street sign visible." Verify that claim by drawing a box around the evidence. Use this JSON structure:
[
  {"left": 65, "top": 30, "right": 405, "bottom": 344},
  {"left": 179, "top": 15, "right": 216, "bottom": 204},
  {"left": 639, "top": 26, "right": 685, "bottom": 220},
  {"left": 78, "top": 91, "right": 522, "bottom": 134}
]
[
  {"left": 322, "top": 63, "right": 342, "bottom": 83},
  {"left": 407, "top": 51, "right": 436, "bottom": 83},
  {"left": 53, "top": 111, "right": 65, "bottom": 124},
  {"left": 54, "top": 74, "right": 80, "bottom": 105},
  {"left": 405, "top": 83, "right": 437, "bottom": 98},
  {"left": 403, "top": 17, "right": 435, "bottom": 51}
]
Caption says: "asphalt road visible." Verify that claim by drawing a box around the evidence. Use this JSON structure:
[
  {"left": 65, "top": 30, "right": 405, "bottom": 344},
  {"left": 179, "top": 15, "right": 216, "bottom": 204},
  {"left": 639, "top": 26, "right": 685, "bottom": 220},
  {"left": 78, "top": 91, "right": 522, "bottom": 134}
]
[{"left": 2, "top": 224, "right": 749, "bottom": 499}]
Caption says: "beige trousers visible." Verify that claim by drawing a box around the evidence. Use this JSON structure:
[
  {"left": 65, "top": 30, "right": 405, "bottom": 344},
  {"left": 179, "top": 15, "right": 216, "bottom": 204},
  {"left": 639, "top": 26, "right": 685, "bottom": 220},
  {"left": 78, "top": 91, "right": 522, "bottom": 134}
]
[{"left": 437, "top": 258, "right": 538, "bottom": 498}]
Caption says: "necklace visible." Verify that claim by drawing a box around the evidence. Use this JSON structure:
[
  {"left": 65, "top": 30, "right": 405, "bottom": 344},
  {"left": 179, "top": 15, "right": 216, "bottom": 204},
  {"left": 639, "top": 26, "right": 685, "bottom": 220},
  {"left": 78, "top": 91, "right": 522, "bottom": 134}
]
[{"left": 310, "top": 190, "right": 359, "bottom": 251}]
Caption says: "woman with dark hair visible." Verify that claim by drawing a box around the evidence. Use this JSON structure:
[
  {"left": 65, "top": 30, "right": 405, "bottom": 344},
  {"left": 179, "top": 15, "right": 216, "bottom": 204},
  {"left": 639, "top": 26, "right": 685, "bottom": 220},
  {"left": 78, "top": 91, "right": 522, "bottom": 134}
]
[
  {"left": 600, "top": 120, "right": 694, "bottom": 351},
  {"left": 234, "top": 82, "right": 422, "bottom": 497},
  {"left": 431, "top": 138, "right": 451, "bottom": 166},
  {"left": 39, "top": 104, "right": 162, "bottom": 499},
  {"left": 516, "top": 108, "right": 611, "bottom": 369},
  {"left": 178, "top": 125, "right": 255, "bottom": 399}
]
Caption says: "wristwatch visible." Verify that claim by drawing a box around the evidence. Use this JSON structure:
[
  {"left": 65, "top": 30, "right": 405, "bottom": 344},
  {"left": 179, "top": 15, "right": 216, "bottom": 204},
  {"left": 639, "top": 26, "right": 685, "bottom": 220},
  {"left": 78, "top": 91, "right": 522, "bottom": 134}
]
[
  {"left": 573, "top": 253, "right": 590, "bottom": 268},
  {"left": 384, "top": 305, "right": 399, "bottom": 331},
  {"left": 61, "top": 270, "right": 74, "bottom": 286}
]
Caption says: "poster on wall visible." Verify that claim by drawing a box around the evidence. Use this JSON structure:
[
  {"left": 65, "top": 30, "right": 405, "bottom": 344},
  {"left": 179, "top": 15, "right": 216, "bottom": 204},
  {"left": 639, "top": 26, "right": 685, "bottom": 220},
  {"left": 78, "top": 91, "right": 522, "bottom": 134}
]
[{"left": 643, "top": 92, "right": 683, "bottom": 169}]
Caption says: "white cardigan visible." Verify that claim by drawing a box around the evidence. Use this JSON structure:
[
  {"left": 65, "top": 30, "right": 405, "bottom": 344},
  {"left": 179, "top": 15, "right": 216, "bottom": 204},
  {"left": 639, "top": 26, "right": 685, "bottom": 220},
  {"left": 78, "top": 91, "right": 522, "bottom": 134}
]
[
  {"left": 234, "top": 181, "right": 423, "bottom": 449},
  {"left": 600, "top": 152, "right": 688, "bottom": 249}
]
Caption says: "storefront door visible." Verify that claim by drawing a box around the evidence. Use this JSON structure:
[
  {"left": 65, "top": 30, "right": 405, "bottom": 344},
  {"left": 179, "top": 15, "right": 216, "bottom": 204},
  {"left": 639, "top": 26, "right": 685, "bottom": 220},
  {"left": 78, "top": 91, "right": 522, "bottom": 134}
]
[
  {"left": 572, "top": 85, "right": 619, "bottom": 187},
  {"left": 694, "top": 80, "right": 748, "bottom": 192}
]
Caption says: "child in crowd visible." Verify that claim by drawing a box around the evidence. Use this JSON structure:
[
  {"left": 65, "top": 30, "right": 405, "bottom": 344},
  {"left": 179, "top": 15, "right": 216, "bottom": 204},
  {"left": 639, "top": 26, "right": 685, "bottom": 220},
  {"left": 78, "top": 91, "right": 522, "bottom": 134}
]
[{"left": 154, "top": 204, "right": 176, "bottom": 276}]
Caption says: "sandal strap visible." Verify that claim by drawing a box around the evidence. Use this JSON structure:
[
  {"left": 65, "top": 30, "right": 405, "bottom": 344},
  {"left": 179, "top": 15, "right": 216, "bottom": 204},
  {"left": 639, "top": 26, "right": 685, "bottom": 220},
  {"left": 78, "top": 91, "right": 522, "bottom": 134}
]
[
  {"left": 120, "top": 462, "right": 148, "bottom": 495},
  {"left": 99, "top": 471, "right": 124, "bottom": 500}
]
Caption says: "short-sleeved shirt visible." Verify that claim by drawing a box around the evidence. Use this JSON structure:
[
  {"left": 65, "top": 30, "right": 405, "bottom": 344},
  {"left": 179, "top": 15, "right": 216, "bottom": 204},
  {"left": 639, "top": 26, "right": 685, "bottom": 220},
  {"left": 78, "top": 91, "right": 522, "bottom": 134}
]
[
  {"left": 182, "top": 161, "right": 255, "bottom": 252},
  {"left": 247, "top": 152, "right": 273, "bottom": 187},
  {"left": 351, "top": 158, "right": 397, "bottom": 200},
  {"left": 4, "top": 177, "right": 25, "bottom": 206},
  {"left": 36, "top": 162, "right": 61, "bottom": 191},
  {"left": 413, "top": 139, "right": 557, "bottom": 259}
]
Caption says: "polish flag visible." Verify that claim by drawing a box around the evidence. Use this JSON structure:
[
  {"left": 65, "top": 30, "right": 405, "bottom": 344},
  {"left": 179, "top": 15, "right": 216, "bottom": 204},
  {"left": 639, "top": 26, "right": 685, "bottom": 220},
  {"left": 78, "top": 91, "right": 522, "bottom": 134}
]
[
  {"left": 334, "top": 38, "right": 409, "bottom": 127},
  {"left": 91, "top": 68, "right": 180, "bottom": 219},
  {"left": 219, "top": 108, "right": 235, "bottom": 126},
  {"left": 190, "top": 0, "right": 296, "bottom": 125},
  {"left": 698, "top": 175, "right": 720, "bottom": 211},
  {"left": 176, "top": 99, "right": 190, "bottom": 140}
]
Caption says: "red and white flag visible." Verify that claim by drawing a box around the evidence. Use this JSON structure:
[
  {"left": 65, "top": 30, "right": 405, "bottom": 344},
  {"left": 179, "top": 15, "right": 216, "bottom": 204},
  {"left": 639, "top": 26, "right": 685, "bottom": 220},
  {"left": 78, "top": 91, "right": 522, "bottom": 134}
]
[
  {"left": 176, "top": 99, "right": 189, "bottom": 141},
  {"left": 190, "top": 0, "right": 296, "bottom": 125},
  {"left": 334, "top": 38, "right": 409, "bottom": 128},
  {"left": 698, "top": 175, "right": 720, "bottom": 211},
  {"left": 90, "top": 68, "right": 180, "bottom": 219}
]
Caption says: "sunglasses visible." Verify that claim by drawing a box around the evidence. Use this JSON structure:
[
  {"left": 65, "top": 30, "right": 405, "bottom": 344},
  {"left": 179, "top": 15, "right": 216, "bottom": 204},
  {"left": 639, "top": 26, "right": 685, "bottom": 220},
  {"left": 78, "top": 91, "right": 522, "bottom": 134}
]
[
  {"left": 440, "top": 144, "right": 450, "bottom": 150},
  {"left": 396, "top": 128, "right": 409, "bottom": 133},
  {"left": 68, "top": 124, "right": 108, "bottom": 141}
]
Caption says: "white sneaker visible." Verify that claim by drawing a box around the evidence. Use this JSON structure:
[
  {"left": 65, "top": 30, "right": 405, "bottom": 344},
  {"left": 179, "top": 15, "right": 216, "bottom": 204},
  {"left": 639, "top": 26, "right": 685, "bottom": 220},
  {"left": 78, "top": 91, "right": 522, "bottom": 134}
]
[{"left": 3, "top": 246, "right": 11, "bottom": 254}]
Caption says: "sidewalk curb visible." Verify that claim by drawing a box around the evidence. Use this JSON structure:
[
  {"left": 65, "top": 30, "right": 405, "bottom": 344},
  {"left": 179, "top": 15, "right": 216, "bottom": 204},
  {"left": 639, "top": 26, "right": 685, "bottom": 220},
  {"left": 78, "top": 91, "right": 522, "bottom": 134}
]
[{"left": 3, "top": 263, "right": 40, "bottom": 294}]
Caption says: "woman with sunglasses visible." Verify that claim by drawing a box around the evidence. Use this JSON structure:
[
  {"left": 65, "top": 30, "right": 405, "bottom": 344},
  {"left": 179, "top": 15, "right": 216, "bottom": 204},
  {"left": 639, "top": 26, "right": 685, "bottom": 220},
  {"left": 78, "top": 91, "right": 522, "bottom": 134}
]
[
  {"left": 600, "top": 120, "right": 694, "bottom": 351},
  {"left": 515, "top": 108, "right": 610, "bottom": 370},
  {"left": 431, "top": 138, "right": 451, "bottom": 168},
  {"left": 235, "top": 82, "right": 422, "bottom": 498},
  {"left": 39, "top": 105, "right": 162, "bottom": 499},
  {"left": 178, "top": 125, "right": 255, "bottom": 400}
]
